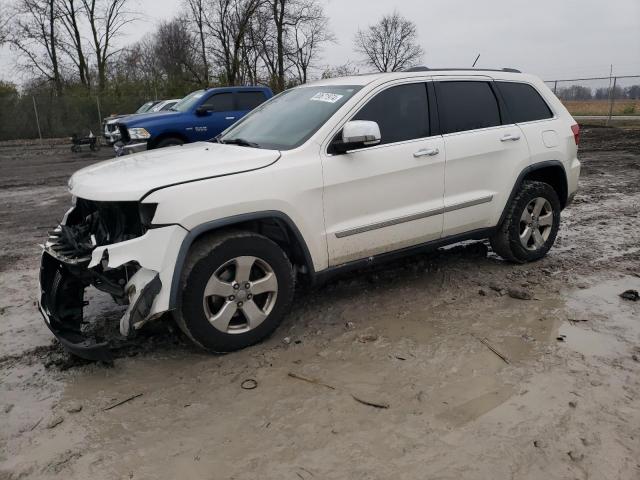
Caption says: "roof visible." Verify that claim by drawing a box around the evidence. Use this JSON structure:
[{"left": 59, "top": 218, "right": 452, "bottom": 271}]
[{"left": 306, "top": 67, "right": 529, "bottom": 88}]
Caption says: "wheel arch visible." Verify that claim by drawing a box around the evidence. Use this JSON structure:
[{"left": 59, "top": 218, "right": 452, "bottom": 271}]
[
  {"left": 499, "top": 160, "right": 568, "bottom": 226},
  {"left": 168, "top": 211, "right": 315, "bottom": 310}
]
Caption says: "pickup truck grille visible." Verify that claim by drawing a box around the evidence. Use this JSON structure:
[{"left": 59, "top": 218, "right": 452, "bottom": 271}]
[{"left": 118, "top": 125, "right": 130, "bottom": 143}]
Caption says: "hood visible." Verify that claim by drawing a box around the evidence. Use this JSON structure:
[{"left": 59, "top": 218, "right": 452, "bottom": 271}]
[
  {"left": 69, "top": 142, "right": 280, "bottom": 201},
  {"left": 119, "top": 110, "right": 181, "bottom": 127}
]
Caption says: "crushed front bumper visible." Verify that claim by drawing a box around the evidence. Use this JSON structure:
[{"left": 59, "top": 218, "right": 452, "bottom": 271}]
[
  {"left": 114, "top": 140, "right": 148, "bottom": 156},
  {"left": 38, "top": 225, "right": 187, "bottom": 361}
]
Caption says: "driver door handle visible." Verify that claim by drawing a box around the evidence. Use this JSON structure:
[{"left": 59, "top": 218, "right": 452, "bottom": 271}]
[
  {"left": 225, "top": 116, "right": 236, "bottom": 120},
  {"left": 500, "top": 133, "right": 521, "bottom": 142},
  {"left": 414, "top": 147, "right": 439, "bottom": 158}
]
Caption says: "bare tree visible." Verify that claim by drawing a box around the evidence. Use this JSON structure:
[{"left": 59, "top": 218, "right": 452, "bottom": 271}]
[
  {"left": 8, "top": 0, "right": 63, "bottom": 93},
  {"left": 206, "top": 0, "right": 261, "bottom": 86},
  {"left": 354, "top": 11, "right": 423, "bottom": 72},
  {"left": 184, "top": 0, "right": 210, "bottom": 87},
  {"left": 153, "top": 18, "right": 204, "bottom": 89},
  {"left": 320, "top": 61, "right": 359, "bottom": 79},
  {"left": 58, "top": 0, "right": 90, "bottom": 87},
  {"left": 287, "top": 1, "right": 333, "bottom": 84},
  {"left": 0, "top": 2, "right": 10, "bottom": 44},
  {"left": 81, "top": 0, "right": 135, "bottom": 92}
]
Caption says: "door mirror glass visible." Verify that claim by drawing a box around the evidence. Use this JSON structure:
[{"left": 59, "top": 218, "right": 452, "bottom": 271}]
[{"left": 334, "top": 120, "right": 381, "bottom": 153}]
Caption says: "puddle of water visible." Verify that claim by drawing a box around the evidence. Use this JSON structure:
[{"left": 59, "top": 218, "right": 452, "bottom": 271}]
[
  {"left": 560, "top": 276, "right": 640, "bottom": 357},
  {"left": 557, "top": 323, "right": 623, "bottom": 357}
]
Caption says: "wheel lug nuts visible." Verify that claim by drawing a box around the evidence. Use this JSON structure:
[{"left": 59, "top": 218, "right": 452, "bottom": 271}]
[
  {"left": 247, "top": 294, "right": 252, "bottom": 299},
  {"left": 228, "top": 295, "right": 235, "bottom": 301},
  {"left": 237, "top": 301, "right": 243, "bottom": 307},
  {"left": 233, "top": 283, "right": 240, "bottom": 290},
  {"left": 244, "top": 282, "right": 251, "bottom": 289}
]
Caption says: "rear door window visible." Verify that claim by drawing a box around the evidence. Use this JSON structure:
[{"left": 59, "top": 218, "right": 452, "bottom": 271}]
[
  {"left": 353, "top": 83, "right": 429, "bottom": 145},
  {"left": 237, "top": 91, "right": 267, "bottom": 110},
  {"left": 496, "top": 82, "right": 553, "bottom": 123},
  {"left": 436, "top": 81, "right": 501, "bottom": 134},
  {"left": 201, "top": 93, "right": 234, "bottom": 112}
]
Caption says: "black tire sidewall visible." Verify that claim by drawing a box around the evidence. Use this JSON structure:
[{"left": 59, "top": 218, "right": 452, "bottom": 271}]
[
  {"left": 507, "top": 182, "right": 561, "bottom": 262},
  {"left": 156, "top": 138, "right": 184, "bottom": 149},
  {"left": 180, "top": 236, "right": 294, "bottom": 352}
]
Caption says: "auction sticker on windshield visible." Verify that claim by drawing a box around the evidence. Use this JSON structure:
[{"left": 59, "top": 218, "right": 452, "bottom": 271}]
[{"left": 310, "top": 92, "right": 344, "bottom": 103}]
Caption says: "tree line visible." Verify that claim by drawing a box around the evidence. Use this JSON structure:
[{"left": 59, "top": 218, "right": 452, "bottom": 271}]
[
  {"left": 556, "top": 84, "right": 640, "bottom": 101},
  {"left": 0, "top": 1, "right": 425, "bottom": 99}
]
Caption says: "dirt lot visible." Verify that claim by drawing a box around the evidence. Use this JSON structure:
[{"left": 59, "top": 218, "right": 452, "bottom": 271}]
[{"left": 1, "top": 129, "right": 639, "bottom": 479}]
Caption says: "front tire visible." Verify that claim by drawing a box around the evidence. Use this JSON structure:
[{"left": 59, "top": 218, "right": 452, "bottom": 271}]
[
  {"left": 490, "top": 180, "right": 561, "bottom": 263},
  {"left": 155, "top": 137, "right": 184, "bottom": 149},
  {"left": 175, "top": 231, "right": 295, "bottom": 353}
]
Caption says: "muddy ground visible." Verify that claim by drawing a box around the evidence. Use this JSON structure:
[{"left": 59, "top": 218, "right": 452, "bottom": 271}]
[{"left": 1, "top": 129, "right": 639, "bottom": 479}]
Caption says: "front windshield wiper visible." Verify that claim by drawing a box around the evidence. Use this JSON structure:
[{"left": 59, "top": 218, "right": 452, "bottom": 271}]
[{"left": 220, "top": 138, "right": 260, "bottom": 148}]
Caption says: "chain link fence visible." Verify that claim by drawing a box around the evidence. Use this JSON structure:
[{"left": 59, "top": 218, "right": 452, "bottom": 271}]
[
  {"left": 0, "top": 93, "right": 155, "bottom": 141},
  {"left": 1, "top": 75, "right": 639, "bottom": 141},
  {"left": 544, "top": 75, "right": 640, "bottom": 120}
]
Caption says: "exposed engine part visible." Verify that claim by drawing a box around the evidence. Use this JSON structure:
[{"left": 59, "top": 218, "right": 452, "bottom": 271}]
[{"left": 45, "top": 199, "right": 155, "bottom": 262}]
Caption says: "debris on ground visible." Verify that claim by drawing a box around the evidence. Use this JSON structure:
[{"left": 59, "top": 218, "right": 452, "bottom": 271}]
[
  {"left": 282, "top": 337, "right": 291, "bottom": 345},
  {"left": 619, "top": 289, "right": 639, "bottom": 301},
  {"left": 357, "top": 333, "right": 379, "bottom": 343},
  {"left": 475, "top": 335, "right": 510, "bottom": 364},
  {"left": 568, "top": 318, "right": 589, "bottom": 324},
  {"left": 351, "top": 394, "right": 389, "bottom": 409},
  {"left": 46, "top": 416, "right": 64, "bottom": 429},
  {"left": 569, "top": 401, "right": 577, "bottom": 408},
  {"left": 288, "top": 372, "right": 336, "bottom": 390},
  {"left": 102, "top": 393, "right": 143, "bottom": 411},
  {"left": 567, "top": 450, "right": 585, "bottom": 462},
  {"left": 66, "top": 403, "right": 83, "bottom": 414},
  {"left": 241, "top": 379, "right": 258, "bottom": 390},
  {"left": 508, "top": 288, "right": 533, "bottom": 300},
  {"left": 557, "top": 335, "right": 567, "bottom": 342}
]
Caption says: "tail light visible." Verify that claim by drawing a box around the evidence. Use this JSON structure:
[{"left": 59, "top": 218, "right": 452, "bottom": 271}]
[{"left": 571, "top": 124, "right": 580, "bottom": 145}]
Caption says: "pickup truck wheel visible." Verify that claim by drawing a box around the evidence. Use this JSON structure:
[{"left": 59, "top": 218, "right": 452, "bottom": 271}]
[
  {"left": 175, "top": 231, "right": 295, "bottom": 353},
  {"left": 155, "top": 137, "right": 184, "bottom": 149},
  {"left": 490, "top": 180, "right": 561, "bottom": 263}
]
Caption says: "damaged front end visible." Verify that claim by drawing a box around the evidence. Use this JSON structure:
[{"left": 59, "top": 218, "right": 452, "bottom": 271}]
[{"left": 39, "top": 198, "right": 175, "bottom": 362}]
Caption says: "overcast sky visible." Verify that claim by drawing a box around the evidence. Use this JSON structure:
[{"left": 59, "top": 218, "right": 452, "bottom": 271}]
[{"left": 1, "top": 0, "right": 639, "bottom": 84}]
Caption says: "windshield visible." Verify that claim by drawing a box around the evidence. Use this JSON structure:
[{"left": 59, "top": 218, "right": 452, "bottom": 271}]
[
  {"left": 136, "top": 101, "right": 154, "bottom": 114},
  {"left": 172, "top": 90, "right": 205, "bottom": 112},
  {"left": 219, "top": 85, "right": 362, "bottom": 150}
]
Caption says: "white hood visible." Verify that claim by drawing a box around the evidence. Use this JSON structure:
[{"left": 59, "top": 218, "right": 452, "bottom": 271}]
[{"left": 68, "top": 142, "right": 280, "bottom": 201}]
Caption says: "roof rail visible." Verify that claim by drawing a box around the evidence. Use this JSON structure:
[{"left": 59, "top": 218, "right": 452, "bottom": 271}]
[{"left": 403, "top": 66, "right": 522, "bottom": 73}]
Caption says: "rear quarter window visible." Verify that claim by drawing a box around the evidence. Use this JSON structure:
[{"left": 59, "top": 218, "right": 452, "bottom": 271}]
[
  {"left": 497, "top": 82, "right": 553, "bottom": 123},
  {"left": 435, "top": 81, "right": 501, "bottom": 134}
]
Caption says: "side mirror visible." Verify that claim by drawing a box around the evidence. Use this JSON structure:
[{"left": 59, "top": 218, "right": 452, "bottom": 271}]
[
  {"left": 195, "top": 106, "right": 210, "bottom": 116},
  {"left": 333, "top": 120, "right": 381, "bottom": 153}
]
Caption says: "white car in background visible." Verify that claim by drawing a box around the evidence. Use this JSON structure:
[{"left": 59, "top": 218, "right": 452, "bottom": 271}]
[
  {"left": 149, "top": 99, "right": 181, "bottom": 113},
  {"left": 40, "top": 67, "right": 580, "bottom": 362},
  {"left": 102, "top": 99, "right": 181, "bottom": 145}
]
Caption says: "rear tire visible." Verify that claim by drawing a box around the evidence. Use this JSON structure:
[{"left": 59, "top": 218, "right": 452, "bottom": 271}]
[
  {"left": 174, "top": 231, "right": 295, "bottom": 353},
  {"left": 490, "top": 180, "right": 561, "bottom": 263},
  {"left": 155, "top": 137, "right": 184, "bottom": 149}
]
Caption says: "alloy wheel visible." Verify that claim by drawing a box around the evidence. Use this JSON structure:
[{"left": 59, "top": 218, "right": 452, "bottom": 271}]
[
  {"left": 202, "top": 256, "right": 278, "bottom": 334},
  {"left": 519, "top": 197, "right": 554, "bottom": 251}
]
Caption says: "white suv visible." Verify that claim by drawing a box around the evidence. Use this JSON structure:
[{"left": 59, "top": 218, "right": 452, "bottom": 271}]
[{"left": 40, "top": 68, "right": 580, "bottom": 361}]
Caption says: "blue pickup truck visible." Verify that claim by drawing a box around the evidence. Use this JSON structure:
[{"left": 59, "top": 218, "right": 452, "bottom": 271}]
[{"left": 115, "top": 86, "right": 273, "bottom": 154}]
